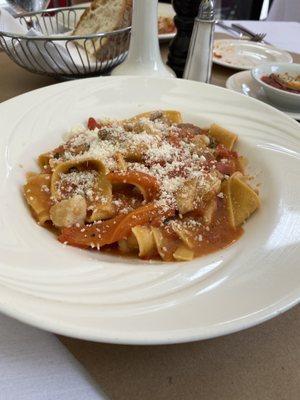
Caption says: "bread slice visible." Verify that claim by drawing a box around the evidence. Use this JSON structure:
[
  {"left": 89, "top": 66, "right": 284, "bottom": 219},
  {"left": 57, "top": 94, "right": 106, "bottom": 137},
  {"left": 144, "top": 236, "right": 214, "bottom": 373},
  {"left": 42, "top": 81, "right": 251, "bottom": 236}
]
[{"left": 73, "top": 0, "right": 132, "bottom": 58}]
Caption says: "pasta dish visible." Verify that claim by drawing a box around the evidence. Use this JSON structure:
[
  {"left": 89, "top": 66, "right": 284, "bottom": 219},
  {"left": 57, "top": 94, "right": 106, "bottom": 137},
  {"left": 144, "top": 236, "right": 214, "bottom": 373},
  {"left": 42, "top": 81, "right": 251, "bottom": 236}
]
[
  {"left": 158, "top": 16, "right": 176, "bottom": 35},
  {"left": 24, "top": 111, "right": 260, "bottom": 262}
]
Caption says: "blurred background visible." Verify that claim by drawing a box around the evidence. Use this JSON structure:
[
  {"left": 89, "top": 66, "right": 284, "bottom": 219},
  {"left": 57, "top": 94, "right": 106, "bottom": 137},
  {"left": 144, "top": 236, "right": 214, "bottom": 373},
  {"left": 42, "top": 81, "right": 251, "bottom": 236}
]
[
  {"left": 160, "top": 0, "right": 273, "bottom": 20},
  {"left": 53, "top": 0, "right": 273, "bottom": 20},
  {"left": 0, "top": 0, "right": 288, "bottom": 21}
]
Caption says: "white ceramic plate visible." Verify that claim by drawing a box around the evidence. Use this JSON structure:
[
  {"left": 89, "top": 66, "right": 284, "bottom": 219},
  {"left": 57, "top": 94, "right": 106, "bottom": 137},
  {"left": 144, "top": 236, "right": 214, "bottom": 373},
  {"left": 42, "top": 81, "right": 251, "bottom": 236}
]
[
  {"left": 213, "top": 39, "right": 293, "bottom": 70},
  {"left": 61, "top": 2, "right": 176, "bottom": 42},
  {"left": 0, "top": 76, "right": 300, "bottom": 344},
  {"left": 157, "top": 2, "right": 176, "bottom": 42},
  {"left": 226, "top": 70, "right": 300, "bottom": 120}
]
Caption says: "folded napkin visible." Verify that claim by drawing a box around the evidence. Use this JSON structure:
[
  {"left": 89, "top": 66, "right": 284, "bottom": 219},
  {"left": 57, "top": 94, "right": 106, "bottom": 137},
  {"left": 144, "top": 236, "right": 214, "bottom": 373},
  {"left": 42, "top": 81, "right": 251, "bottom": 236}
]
[
  {"left": 0, "top": 312, "right": 108, "bottom": 400},
  {"left": 215, "top": 20, "right": 300, "bottom": 55},
  {"left": 0, "top": 8, "right": 98, "bottom": 75}
]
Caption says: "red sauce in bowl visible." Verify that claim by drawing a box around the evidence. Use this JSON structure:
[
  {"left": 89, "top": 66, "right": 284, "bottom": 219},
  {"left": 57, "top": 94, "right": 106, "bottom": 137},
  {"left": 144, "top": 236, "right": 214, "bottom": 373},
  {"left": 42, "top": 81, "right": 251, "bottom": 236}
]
[{"left": 261, "top": 75, "right": 300, "bottom": 95}]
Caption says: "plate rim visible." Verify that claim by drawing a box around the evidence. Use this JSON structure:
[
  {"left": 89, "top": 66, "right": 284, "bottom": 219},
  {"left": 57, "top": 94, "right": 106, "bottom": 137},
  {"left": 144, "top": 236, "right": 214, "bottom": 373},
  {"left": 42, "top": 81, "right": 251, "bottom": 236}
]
[
  {"left": 0, "top": 285, "right": 298, "bottom": 345},
  {"left": 0, "top": 75, "right": 299, "bottom": 345}
]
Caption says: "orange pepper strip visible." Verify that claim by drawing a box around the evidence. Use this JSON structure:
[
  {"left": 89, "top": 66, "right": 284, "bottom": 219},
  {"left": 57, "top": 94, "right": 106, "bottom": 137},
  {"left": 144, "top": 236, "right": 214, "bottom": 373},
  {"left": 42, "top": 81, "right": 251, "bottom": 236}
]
[
  {"left": 110, "top": 203, "right": 157, "bottom": 242},
  {"left": 58, "top": 214, "right": 126, "bottom": 249},
  {"left": 58, "top": 203, "right": 174, "bottom": 249},
  {"left": 107, "top": 171, "right": 160, "bottom": 201}
]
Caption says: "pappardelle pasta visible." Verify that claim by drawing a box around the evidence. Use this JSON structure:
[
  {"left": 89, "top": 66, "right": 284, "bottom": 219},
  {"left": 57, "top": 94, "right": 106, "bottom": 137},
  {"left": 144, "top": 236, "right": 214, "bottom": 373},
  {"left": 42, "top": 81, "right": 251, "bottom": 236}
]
[{"left": 24, "top": 111, "right": 260, "bottom": 262}]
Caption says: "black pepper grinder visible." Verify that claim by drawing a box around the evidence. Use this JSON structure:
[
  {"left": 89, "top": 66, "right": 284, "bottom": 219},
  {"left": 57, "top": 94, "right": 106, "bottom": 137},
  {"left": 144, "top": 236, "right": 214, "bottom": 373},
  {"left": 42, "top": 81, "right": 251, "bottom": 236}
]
[{"left": 167, "top": 0, "right": 201, "bottom": 78}]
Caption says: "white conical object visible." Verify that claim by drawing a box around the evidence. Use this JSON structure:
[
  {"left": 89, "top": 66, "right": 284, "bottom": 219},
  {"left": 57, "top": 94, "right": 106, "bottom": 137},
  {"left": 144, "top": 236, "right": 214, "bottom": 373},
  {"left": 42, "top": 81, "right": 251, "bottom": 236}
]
[{"left": 111, "top": 0, "right": 175, "bottom": 77}]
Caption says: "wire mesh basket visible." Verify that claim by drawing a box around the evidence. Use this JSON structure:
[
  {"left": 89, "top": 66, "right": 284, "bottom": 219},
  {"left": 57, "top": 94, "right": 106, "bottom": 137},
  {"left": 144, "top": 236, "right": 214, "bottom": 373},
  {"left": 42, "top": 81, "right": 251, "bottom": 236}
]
[{"left": 0, "top": 6, "right": 131, "bottom": 79}]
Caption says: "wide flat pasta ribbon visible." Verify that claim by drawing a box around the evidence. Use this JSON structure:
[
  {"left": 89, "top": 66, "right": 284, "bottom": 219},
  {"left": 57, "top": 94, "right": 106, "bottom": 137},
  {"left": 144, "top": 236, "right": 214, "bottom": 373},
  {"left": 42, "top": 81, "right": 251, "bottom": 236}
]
[
  {"left": 24, "top": 174, "right": 51, "bottom": 225},
  {"left": 51, "top": 158, "right": 106, "bottom": 200},
  {"left": 209, "top": 124, "right": 237, "bottom": 150},
  {"left": 223, "top": 173, "right": 260, "bottom": 228},
  {"left": 125, "top": 110, "right": 183, "bottom": 125}
]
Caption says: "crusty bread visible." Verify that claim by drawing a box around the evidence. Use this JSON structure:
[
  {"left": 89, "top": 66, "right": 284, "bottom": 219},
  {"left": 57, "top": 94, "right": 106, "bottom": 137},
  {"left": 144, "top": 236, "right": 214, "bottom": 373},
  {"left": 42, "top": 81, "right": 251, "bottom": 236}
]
[{"left": 73, "top": 0, "right": 132, "bottom": 58}]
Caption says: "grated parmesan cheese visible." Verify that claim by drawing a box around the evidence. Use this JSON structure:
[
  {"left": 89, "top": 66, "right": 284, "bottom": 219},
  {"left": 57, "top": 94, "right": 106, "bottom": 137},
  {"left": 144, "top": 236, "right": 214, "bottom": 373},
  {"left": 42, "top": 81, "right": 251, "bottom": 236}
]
[{"left": 50, "top": 115, "right": 227, "bottom": 224}]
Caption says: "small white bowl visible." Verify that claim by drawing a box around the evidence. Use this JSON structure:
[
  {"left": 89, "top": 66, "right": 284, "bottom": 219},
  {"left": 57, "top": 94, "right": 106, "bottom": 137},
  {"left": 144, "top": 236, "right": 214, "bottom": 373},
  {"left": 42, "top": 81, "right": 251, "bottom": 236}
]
[{"left": 251, "top": 63, "right": 300, "bottom": 111}]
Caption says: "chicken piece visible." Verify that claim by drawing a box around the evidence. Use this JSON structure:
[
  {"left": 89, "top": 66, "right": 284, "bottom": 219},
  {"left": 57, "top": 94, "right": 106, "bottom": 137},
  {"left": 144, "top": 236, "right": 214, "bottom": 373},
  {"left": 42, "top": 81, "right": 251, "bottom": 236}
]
[
  {"left": 50, "top": 195, "right": 87, "bottom": 228},
  {"left": 176, "top": 173, "right": 221, "bottom": 215},
  {"left": 192, "top": 134, "right": 210, "bottom": 153},
  {"left": 176, "top": 179, "right": 198, "bottom": 215}
]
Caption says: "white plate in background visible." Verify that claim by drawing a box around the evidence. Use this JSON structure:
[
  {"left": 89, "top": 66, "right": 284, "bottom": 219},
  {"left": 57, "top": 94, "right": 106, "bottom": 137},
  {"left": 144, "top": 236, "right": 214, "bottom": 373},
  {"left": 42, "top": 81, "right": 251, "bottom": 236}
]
[
  {"left": 0, "top": 76, "right": 299, "bottom": 344},
  {"left": 213, "top": 39, "right": 293, "bottom": 70},
  {"left": 60, "top": 2, "right": 176, "bottom": 41},
  {"left": 226, "top": 70, "right": 300, "bottom": 120},
  {"left": 157, "top": 2, "right": 176, "bottom": 41}
]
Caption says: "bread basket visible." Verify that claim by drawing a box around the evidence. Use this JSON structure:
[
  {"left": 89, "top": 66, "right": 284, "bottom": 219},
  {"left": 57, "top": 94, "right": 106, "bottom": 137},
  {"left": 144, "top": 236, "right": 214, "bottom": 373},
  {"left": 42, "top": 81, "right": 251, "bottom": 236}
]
[{"left": 0, "top": 6, "right": 131, "bottom": 79}]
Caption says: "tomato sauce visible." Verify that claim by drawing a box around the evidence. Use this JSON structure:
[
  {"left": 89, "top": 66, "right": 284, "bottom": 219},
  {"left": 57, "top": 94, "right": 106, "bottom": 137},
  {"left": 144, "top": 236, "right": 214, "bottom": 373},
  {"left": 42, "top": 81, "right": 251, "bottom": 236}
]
[
  {"left": 101, "top": 198, "right": 243, "bottom": 261},
  {"left": 262, "top": 75, "right": 300, "bottom": 94},
  {"left": 162, "top": 199, "right": 242, "bottom": 259}
]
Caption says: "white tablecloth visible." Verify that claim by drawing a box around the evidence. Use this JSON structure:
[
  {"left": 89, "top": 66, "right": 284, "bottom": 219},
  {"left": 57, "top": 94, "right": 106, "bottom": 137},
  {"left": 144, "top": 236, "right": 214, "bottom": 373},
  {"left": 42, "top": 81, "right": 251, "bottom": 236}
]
[
  {"left": 268, "top": 0, "right": 300, "bottom": 22},
  {"left": 215, "top": 20, "right": 300, "bottom": 54},
  {"left": 0, "top": 313, "right": 108, "bottom": 400}
]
